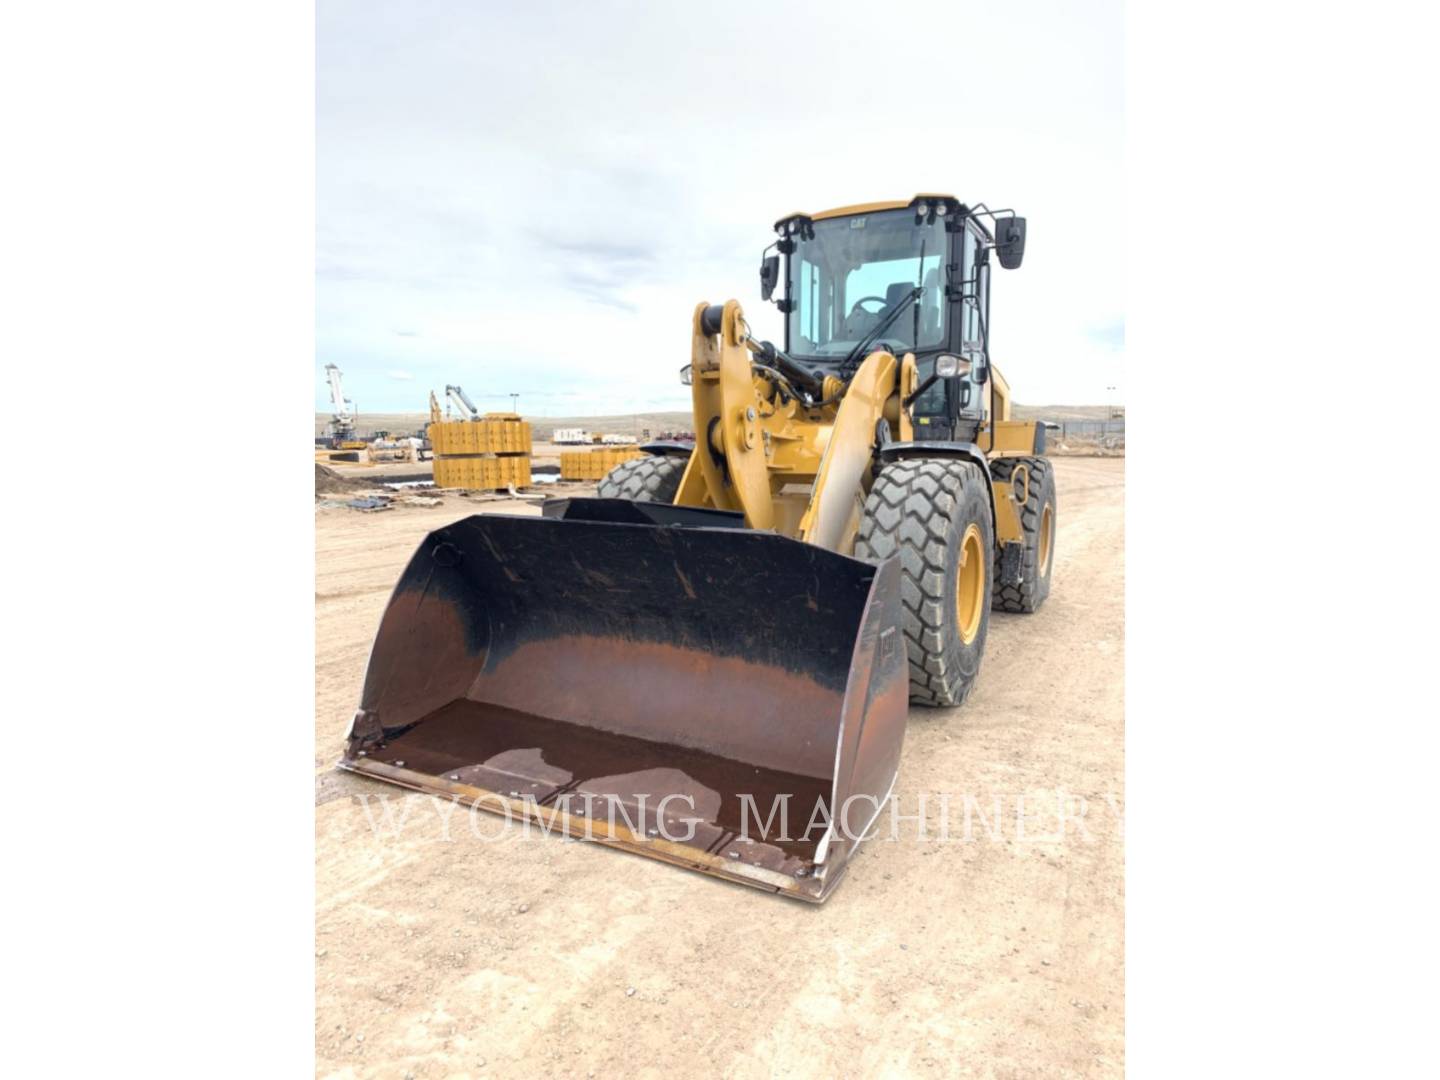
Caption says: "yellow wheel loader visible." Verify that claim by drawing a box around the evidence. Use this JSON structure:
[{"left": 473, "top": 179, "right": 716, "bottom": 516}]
[{"left": 341, "top": 195, "right": 1057, "bottom": 901}]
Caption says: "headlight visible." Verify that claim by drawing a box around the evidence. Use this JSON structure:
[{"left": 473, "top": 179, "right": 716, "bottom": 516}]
[{"left": 935, "top": 354, "right": 968, "bottom": 378}]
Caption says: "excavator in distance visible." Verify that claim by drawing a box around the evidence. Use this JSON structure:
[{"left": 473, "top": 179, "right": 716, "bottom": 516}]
[{"left": 341, "top": 195, "right": 1057, "bottom": 902}]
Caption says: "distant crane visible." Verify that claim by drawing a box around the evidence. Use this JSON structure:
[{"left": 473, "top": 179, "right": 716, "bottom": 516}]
[
  {"left": 445, "top": 384, "right": 480, "bottom": 420},
  {"left": 323, "top": 363, "right": 362, "bottom": 447}
]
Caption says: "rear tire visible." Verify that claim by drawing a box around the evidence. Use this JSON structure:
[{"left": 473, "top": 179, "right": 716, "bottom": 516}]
[
  {"left": 989, "top": 456, "right": 1056, "bottom": 613},
  {"left": 856, "top": 458, "right": 994, "bottom": 707},
  {"left": 596, "top": 454, "right": 686, "bottom": 502}
]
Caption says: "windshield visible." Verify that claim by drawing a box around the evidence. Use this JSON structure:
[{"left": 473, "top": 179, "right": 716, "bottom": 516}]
[{"left": 787, "top": 209, "right": 947, "bottom": 360}]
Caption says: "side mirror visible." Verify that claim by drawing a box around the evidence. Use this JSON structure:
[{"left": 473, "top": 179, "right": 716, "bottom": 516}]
[
  {"left": 760, "top": 254, "right": 780, "bottom": 301},
  {"left": 994, "top": 216, "right": 1026, "bottom": 270}
]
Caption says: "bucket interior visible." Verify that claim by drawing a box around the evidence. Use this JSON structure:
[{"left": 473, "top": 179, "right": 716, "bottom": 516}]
[{"left": 344, "top": 508, "right": 904, "bottom": 891}]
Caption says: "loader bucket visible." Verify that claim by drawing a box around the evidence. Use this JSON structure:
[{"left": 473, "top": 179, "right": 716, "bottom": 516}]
[{"left": 340, "top": 499, "right": 908, "bottom": 902}]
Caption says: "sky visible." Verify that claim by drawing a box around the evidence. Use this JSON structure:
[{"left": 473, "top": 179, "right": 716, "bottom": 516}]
[{"left": 317, "top": 0, "right": 1124, "bottom": 416}]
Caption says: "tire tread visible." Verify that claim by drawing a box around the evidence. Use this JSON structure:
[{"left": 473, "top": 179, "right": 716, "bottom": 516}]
[
  {"left": 595, "top": 455, "right": 686, "bottom": 502},
  {"left": 857, "top": 458, "right": 991, "bottom": 707},
  {"left": 989, "top": 456, "right": 1055, "bottom": 613}
]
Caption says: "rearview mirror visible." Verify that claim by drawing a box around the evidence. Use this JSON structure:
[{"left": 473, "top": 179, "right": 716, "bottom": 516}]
[
  {"left": 760, "top": 254, "right": 780, "bottom": 301},
  {"left": 994, "top": 216, "right": 1026, "bottom": 270}
]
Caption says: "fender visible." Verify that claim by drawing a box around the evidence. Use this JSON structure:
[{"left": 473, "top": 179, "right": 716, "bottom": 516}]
[
  {"left": 876, "top": 439, "right": 999, "bottom": 537},
  {"left": 639, "top": 440, "right": 696, "bottom": 459}
]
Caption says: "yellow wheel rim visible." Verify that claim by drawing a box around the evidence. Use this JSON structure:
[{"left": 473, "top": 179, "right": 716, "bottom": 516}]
[
  {"left": 1039, "top": 503, "right": 1054, "bottom": 575},
  {"left": 956, "top": 522, "right": 985, "bottom": 645}
]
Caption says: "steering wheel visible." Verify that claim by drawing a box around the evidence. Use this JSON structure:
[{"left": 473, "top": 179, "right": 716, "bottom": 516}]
[{"left": 848, "top": 295, "right": 889, "bottom": 317}]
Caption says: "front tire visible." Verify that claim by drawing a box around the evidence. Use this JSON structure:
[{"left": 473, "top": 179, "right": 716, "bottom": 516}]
[
  {"left": 595, "top": 454, "right": 685, "bottom": 502},
  {"left": 856, "top": 458, "right": 994, "bottom": 707}
]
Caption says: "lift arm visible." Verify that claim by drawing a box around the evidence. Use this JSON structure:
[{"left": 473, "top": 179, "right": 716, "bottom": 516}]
[{"left": 681, "top": 299, "right": 903, "bottom": 553}]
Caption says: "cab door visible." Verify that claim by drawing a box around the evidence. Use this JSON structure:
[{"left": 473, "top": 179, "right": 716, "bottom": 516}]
[{"left": 930, "top": 222, "right": 988, "bottom": 436}]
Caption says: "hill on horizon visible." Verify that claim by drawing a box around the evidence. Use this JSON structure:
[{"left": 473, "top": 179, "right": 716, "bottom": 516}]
[{"left": 315, "top": 403, "right": 1119, "bottom": 438}]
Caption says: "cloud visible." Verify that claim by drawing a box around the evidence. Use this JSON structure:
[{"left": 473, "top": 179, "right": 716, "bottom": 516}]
[
  {"left": 564, "top": 268, "right": 641, "bottom": 313},
  {"left": 316, "top": 0, "right": 1124, "bottom": 411}
]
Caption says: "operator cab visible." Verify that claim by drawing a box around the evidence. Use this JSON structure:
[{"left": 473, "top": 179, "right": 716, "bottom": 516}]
[{"left": 763, "top": 195, "right": 1024, "bottom": 442}]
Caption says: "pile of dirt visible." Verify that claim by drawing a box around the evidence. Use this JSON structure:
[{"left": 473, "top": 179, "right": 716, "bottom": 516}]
[{"left": 315, "top": 463, "right": 382, "bottom": 496}]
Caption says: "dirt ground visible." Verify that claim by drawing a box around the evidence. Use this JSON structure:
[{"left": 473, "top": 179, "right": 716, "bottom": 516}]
[{"left": 315, "top": 457, "right": 1125, "bottom": 1078}]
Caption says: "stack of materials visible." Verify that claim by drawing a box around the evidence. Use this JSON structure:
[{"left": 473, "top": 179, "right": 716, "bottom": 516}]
[
  {"left": 428, "top": 412, "right": 533, "bottom": 490},
  {"left": 559, "top": 446, "right": 643, "bottom": 481}
]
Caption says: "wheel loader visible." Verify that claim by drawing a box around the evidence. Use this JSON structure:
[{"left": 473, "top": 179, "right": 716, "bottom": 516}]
[{"left": 340, "top": 194, "right": 1057, "bottom": 902}]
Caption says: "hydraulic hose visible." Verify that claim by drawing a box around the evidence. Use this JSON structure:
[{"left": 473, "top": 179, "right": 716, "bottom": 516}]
[{"left": 699, "top": 303, "right": 829, "bottom": 404}]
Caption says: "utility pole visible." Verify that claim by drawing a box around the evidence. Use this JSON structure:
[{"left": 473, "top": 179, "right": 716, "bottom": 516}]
[{"left": 509, "top": 393, "right": 520, "bottom": 414}]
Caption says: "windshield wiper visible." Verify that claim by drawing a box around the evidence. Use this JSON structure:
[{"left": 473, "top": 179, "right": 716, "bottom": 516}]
[{"left": 841, "top": 286, "right": 921, "bottom": 373}]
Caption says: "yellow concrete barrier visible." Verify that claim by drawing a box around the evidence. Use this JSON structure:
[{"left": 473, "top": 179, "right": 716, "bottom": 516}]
[
  {"left": 427, "top": 413, "right": 533, "bottom": 490},
  {"left": 559, "top": 447, "right": 643, "bottom": 481}
]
